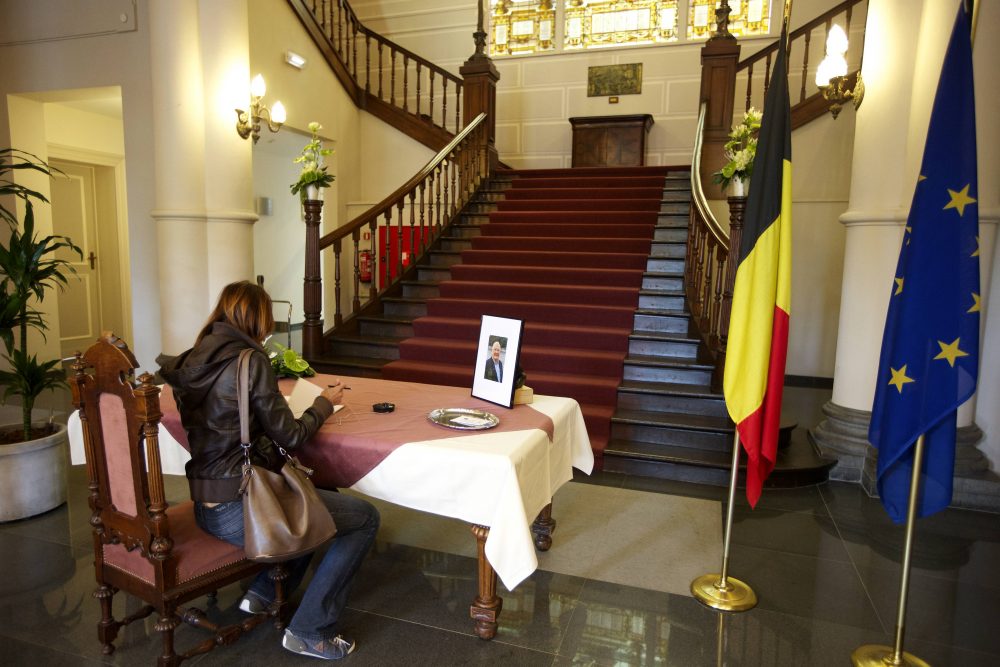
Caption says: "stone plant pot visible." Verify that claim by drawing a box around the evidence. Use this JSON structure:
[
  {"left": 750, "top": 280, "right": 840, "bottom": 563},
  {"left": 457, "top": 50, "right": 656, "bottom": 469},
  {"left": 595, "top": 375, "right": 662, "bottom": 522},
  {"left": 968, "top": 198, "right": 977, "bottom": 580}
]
[{"left": 0, "top": 422, "right": 69, "bottom": 522}]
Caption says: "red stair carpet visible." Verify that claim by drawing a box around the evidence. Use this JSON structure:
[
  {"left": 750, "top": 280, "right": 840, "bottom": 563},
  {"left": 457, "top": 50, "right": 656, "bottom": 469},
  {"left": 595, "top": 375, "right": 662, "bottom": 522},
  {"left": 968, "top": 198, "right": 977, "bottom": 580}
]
[{"left": 382, "top": 166, "right": 672, "bottom": 464}]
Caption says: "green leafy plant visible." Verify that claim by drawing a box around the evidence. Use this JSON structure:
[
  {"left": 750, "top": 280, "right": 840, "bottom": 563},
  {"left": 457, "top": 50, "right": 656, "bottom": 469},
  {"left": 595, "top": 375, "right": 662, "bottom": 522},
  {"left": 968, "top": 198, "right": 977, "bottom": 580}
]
[
  {"left": 268, "top": 341, "right": 316, "bottom": 379},
  {"left": 713, "top": 107, "right": 762, "bottom": 190},
  {"left": 289, "top": 121, "right": 335, "bottom": 201},
  {"left": 0, "top": 150, "right": 81, "bottom": 441}
]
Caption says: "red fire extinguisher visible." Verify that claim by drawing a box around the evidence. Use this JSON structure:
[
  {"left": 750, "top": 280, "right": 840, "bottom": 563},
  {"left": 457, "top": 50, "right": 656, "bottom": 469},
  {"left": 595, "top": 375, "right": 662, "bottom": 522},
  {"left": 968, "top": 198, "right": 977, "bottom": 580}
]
[{"left": 359, "top": 249, "right": 373, "bottom": 283}]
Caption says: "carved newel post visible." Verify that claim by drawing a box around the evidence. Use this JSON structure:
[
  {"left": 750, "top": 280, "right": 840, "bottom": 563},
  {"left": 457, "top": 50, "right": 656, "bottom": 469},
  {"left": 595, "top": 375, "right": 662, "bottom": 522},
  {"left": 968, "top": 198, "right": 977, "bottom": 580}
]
[
  {"left": 699, "top": 1, "right": 741, "bottom": 196},
  {"left": 460, "top": 1, "right": 500, "bottom": 171},
  {"left": 302, "top": 198, "right": 324, "bottom": 359}
]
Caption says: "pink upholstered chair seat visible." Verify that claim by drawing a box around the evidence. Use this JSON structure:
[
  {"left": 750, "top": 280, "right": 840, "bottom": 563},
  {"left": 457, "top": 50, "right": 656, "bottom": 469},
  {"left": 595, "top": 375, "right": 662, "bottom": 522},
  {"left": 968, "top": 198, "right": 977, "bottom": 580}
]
[{"left": 103, "top": 501, "right": 247, "bottom": 586}]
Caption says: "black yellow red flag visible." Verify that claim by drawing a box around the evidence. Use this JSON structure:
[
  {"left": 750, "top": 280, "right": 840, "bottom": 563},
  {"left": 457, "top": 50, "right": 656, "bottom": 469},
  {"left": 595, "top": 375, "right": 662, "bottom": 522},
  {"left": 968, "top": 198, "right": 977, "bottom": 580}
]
[{"left": 722, "top": 25, "right": 792, "bottom": 507}]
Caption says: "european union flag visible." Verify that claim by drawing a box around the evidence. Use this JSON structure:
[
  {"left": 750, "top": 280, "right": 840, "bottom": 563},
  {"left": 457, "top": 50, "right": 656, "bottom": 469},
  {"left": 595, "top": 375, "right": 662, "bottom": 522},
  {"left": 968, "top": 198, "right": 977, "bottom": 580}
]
[{"left": 868, "top": 2, "right": 979, "bottom": 524}]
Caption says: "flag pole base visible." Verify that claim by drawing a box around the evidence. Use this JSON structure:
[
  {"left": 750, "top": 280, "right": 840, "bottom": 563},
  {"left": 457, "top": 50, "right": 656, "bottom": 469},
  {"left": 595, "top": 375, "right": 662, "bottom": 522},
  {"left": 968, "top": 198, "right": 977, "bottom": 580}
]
[
  {"left": 851, "top": 645, "right": 930, "bottom": 667},
  {"left": 690, "top": 574, "right": 757, "bottom": 612}
]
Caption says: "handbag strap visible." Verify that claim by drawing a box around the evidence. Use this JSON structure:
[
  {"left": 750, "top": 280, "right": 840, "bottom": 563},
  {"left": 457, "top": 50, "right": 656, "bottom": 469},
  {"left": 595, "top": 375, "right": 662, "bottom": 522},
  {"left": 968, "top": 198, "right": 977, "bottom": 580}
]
[
  {"left": 236, "top": 348, "right": 299, "bottom": 475},
  {"left": 237, "top": 348, "right": 254, "bottom": 447}
]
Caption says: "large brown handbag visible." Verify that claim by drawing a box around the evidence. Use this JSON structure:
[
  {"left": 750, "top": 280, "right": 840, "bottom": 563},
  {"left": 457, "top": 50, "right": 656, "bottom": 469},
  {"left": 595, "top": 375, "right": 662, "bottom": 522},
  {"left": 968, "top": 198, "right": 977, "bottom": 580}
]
[{"left": 236, "top": 349, "right": 336, "bottom": 562}]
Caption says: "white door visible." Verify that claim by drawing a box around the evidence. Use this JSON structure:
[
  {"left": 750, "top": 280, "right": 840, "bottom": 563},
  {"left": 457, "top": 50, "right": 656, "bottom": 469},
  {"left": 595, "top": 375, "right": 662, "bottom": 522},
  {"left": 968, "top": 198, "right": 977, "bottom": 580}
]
[{"left": 50, "top": 161, "right": 102, "bottom": 359}]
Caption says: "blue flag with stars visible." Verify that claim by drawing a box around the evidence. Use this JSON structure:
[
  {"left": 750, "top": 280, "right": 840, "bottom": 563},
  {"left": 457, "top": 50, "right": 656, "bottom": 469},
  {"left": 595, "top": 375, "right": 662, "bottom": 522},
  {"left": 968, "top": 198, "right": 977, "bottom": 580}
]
[{"left": 868, "top": 2, "right": 979, "bottom": 524}]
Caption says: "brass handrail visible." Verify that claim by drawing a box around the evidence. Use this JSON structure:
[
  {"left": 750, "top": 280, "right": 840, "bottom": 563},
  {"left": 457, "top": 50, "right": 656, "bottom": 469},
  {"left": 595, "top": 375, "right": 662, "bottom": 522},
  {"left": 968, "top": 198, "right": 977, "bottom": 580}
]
[{"left": 687, "top": 102, "right": 736, "bottom": 391}]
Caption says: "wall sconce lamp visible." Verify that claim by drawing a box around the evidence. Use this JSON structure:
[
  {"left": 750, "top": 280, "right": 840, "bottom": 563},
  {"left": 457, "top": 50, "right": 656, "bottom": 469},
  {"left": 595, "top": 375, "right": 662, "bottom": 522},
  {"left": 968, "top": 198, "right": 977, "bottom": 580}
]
[
  {"left": 235, "top": 74, "right": 286, "bottom": 143},
  {"left": 815, "top": 24, "right": 864, "bottom": 119}
]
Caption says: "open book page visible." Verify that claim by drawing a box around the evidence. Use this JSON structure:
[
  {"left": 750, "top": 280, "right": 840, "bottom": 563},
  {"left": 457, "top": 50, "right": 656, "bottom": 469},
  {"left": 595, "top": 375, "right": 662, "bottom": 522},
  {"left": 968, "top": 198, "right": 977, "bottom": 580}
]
[{"left": 285, "top": 379, "right": 345, "bottom": 418}]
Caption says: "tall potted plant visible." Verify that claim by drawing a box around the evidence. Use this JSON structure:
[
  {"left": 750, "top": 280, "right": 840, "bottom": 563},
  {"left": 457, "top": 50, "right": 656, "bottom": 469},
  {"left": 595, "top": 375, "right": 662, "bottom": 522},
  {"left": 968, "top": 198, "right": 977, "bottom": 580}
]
[{"left": 0, "top": 148, "right": 81, "bottom": 521}]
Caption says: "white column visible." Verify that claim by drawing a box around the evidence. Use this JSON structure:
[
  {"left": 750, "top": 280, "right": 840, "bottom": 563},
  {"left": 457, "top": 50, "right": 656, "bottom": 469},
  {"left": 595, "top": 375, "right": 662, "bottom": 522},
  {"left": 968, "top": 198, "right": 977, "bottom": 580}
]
[
  {"left": 198, "top": 0, "right": 257, "bottom": 300},
  {"left": 830, "top": 0, "right": 926, "bottom": 413},
  {"left": 149, "top": 0, "right": 256, "bottom": 354}
]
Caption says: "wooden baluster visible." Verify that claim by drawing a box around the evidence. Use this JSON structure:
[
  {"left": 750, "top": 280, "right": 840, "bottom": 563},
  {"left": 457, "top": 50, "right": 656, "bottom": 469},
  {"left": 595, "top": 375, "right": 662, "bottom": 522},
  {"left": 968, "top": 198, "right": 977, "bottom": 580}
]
[
  {"left": 455, "top": 83, "right": 461, "bottom": 134},
  {"left": 368, "top": 221, "right": 377, "bottom": 301},
  {"left": 378, "top": 42, "right": 384, "bottom": 100},
  {"left": 402, "top": 55, "right": 409, "bottom": 112},
  {"left": 365, "top": 33, "right": 371, "bottom": 94},
  {"left": 391, "top": 51, "right": 397, "bottom": 107},
  {"left": 408, "top": 191, "right": 416, "bottom": 272},
  {"left": 395, "top": 201, "right": 404, "bottom": 285},
  {"left": 712, "top": 251, "right": 726, "bottom": 349},
  {"left": 337, "top": 0, "right": 343, "bottom": 55},
  {"left": 800, "top": 32, "right": 810, "bottom": 104},
  {"left": 745, "top": 62, "right": 754, "bottom": 112},
  {"left": 333, "top": 237, "right": 343, "bottom": 327},
  {"left": 352, "top": 18, "right": 358, "bottom": 81},
  {"left": 442, "top": 79, "right": 448, "bottom": 132},
  {"left": 302, "top": 198, "right": 324, "bottom": 359},
  {"left": 450, "top": 153, "right": 458, "bottom": 216},
  {"left": 429, "top": 72, "right": 435, "bottom": 127},
  {"left": 418, "top": 181, "right": 426, "bottom": 253},
  {"left": 436, "top": 165, "right": 443, "bottom": 230},
  {"left": 357, "top": 224, "right": 366, "bottom": 303},
  {"left": 764, "top": 52, "right": 772, "bottom": 100},
  {"left": 416, "top": 62, "right": 422, "bottom": 119},
  {"left": 383, "top": 211, "right": 392, "bottom": 291}
]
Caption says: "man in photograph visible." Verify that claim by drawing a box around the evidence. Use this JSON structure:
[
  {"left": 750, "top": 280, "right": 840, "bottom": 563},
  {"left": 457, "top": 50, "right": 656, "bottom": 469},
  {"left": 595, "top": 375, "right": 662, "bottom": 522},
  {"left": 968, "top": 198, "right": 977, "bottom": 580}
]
[{"left": 484, "top": 340, "right": 504, "bottom": 382}]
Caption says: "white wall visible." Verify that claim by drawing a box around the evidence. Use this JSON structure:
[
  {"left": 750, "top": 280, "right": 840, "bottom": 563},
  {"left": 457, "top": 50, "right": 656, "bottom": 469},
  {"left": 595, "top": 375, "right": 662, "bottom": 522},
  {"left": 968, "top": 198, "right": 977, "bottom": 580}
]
[{"left": 0, "top": 0, "right": 158, "bottom": 369}]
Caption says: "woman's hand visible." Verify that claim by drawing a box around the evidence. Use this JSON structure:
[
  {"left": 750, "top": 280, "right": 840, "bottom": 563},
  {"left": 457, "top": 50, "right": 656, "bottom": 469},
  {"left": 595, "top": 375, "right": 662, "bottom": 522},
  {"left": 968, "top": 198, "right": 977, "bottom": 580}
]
[{"left": 321, "top": 382, "right": 344, "bottom": 406}]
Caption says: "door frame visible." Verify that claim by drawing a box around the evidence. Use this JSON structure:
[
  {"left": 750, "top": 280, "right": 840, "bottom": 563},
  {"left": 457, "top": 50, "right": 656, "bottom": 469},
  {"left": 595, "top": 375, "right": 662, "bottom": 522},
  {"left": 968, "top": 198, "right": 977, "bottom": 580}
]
[{"left": 47, "top": 143, "right": 133, "bottom": 347}]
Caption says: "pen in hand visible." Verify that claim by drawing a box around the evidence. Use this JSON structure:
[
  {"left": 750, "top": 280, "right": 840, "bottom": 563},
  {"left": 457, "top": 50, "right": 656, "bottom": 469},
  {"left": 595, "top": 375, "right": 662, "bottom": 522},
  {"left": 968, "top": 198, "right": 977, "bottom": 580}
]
[{"left": 328, "top": 384, "right": 351, "bottom": 390}]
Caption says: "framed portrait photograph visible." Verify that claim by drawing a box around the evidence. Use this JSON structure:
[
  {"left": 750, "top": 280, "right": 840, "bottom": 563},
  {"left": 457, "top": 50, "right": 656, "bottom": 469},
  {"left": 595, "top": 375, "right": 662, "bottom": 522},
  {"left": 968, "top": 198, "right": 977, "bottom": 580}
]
[{"left": 471, "top": 314, "right": 524, "bottom": 408}]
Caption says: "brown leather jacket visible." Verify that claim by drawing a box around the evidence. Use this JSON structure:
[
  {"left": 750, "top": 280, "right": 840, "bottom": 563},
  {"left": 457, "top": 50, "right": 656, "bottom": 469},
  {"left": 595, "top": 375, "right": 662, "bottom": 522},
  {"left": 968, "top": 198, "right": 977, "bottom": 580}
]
[{"left": 158, "top": 322, "right": 333, "bottom": 502}]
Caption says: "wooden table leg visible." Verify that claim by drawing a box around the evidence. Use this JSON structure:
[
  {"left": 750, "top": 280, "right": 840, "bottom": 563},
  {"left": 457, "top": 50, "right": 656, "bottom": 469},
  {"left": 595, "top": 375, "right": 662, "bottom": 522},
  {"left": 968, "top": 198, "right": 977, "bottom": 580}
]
[
  {"left": 469, "top": 524, "right": 502, "bottom": 640},
  {"left": 531, "top": 502, "right": 556, "bottom": 551}
]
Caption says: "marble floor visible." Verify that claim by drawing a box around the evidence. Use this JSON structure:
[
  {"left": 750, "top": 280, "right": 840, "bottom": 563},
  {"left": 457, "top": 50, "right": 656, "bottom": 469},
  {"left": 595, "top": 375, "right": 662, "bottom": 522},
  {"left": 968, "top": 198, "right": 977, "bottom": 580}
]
[{"left": 1, "top": 461, "right": 998, "bottom": 666}]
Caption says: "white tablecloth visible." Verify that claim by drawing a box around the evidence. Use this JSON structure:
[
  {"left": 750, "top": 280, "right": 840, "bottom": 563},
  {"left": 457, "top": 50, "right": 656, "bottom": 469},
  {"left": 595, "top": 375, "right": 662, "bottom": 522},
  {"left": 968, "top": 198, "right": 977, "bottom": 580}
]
[{"left": 68, "top": 391, "right": 592, "bottom": 590}]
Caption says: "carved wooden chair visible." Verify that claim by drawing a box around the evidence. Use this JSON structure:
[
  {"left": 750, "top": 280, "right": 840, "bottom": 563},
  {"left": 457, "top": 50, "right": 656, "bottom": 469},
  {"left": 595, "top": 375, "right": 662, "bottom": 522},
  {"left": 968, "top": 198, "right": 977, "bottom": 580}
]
[{"left": 69, "top": 333, "right": 286, "bottom": 666}]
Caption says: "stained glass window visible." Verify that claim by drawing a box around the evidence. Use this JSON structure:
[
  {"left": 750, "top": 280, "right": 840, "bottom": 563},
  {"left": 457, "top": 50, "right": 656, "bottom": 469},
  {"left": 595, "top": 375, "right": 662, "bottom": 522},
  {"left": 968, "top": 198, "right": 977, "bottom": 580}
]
[
  {"left": 687, "top": 0, "right": 772, "bottom": 40},
  {"left": 564, "top": 0, "right": 678, "bottom": 50},
  {"left": 490, "top": 0, "right": 556, "bottom": 56}
]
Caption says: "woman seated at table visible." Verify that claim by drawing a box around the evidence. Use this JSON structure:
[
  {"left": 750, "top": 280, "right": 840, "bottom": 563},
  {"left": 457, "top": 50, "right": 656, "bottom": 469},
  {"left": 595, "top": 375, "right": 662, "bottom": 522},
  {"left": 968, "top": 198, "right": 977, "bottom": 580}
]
[{"left": 158, "top": 280, "right": 379, "bottom": 661}]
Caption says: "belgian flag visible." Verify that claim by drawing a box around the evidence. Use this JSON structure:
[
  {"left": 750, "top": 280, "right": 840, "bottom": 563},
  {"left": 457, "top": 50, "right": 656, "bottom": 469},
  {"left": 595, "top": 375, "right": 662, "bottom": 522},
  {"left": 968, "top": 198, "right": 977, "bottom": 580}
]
[{"left": 723, "top": 25, "right": 792, "bottom": 508}]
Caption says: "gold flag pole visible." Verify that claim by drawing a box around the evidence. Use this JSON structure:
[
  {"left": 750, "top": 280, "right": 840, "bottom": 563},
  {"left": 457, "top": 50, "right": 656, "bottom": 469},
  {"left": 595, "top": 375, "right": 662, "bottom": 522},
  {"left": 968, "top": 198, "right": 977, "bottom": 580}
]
[
  {"left": 851, "top": 434, "right": 930, "bottom": 667},
  {"left": 690, "top": 430, "right": 757, "bottom": 611}
]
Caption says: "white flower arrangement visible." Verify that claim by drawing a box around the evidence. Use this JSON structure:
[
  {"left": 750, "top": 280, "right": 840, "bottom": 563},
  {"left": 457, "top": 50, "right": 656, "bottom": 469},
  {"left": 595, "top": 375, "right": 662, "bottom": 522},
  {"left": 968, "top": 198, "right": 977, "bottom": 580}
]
[
  {"left": 713, "top": 107, "right": 762, "bottom": 190},
  {"left": 290, "top": 121, "right": 335, "bottom": 200}
]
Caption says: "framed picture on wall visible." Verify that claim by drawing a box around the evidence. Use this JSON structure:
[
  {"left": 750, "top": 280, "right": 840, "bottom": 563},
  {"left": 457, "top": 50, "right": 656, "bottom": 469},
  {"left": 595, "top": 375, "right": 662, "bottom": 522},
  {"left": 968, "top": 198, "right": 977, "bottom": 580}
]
[{"left": 471, "top": 314, "right": 524, "bottom": 408}]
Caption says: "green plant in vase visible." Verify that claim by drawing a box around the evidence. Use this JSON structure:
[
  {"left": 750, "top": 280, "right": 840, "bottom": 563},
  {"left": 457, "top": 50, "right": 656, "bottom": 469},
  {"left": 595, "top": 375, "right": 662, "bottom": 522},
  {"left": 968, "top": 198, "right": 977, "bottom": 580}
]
[
  {"left": 0, "top": 149, "right": 81, "bottom": 443},
  {"left": 290, "top": 122, "right": 335, "bottom": 201},
  {"left": 268, "top": 341, "right": 316, "bottom": 379},
  {"left": 713, "top": 107, "right": 762, "bottom": 193}
]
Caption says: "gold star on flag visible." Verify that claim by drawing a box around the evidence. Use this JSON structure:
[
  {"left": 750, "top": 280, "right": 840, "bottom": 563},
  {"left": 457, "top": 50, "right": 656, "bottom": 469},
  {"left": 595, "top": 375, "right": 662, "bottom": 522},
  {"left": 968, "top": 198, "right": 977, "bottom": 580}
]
[
  {"left": 894, "top": 277, "right": 904, "bottom": 295},
  {"left": 934, "top": 338, "right": 969, "bottom": 367},
  {"left": 888, "top": 365, "right": 915, "bottom": 393},
  {"left": 972, "top": 235, "right": 980, "bottom": 257},
  {"left": 904, "top": 226, "right": 912, "bottom": 245},
  {"left": 943, "top": 184, "right": 976, "bottom": 217},
  {"left": 969, "top": 292, "right": 981, "bottom": 313},
  {"left": 918, "top": 175, "right": 927, "bottom": 182}
]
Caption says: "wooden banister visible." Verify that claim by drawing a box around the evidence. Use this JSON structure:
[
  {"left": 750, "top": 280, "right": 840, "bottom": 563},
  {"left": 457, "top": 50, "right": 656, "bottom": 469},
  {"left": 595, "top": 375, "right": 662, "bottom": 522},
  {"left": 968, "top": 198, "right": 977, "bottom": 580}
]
[{"left": 301, "top": 113, "right": 489, "bottom": 358}]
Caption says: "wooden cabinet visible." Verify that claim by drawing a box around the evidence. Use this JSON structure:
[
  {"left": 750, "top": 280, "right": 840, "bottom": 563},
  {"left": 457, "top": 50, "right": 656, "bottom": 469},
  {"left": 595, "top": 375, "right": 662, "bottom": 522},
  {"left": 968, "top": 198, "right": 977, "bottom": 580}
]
[{"left": 569, "top": 114, "right": 654, "bottom": 167}]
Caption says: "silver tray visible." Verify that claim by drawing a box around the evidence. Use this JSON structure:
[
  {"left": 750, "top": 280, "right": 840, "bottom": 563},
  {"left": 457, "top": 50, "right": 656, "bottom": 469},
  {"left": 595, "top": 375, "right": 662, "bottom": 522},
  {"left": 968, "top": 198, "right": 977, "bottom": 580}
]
[{"left": 427, "top": 408, "right": 499, "bottom": 430}]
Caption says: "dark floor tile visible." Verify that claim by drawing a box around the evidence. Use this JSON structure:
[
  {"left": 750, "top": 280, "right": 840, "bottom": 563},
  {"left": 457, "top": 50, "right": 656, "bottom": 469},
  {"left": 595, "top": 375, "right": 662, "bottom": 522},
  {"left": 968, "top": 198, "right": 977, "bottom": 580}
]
[
  {"left": 554, "top": 578, "right": 886, "bottom": 667},
  {"left": 728, "top": 544, "right": 885, "bottom": 632},
  {"left": 350, "top": 541, "right": 584, "bottom": 653},
  {"left": 858, "top": 565, "right": 1000, "bottom": 658},
  {"left": 0, "top": 633, "right": 105, "bottom": 666},
  {"left": 730, "top": 506, "right": 852, "bottom": 561}
]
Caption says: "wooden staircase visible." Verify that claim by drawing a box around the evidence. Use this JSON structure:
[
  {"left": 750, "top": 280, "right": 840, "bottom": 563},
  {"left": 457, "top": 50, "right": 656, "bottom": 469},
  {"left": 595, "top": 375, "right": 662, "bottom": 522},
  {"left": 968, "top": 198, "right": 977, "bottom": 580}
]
[{"left": 311, "top": 167, "right": 833, "bottom": 486}]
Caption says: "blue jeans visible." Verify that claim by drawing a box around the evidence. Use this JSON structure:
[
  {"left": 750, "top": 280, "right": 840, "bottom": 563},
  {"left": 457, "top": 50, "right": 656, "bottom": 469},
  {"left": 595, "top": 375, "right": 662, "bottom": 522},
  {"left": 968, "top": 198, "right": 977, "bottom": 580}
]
[{"left": 194, "top": 489, "right": 380, "bottom": 641}]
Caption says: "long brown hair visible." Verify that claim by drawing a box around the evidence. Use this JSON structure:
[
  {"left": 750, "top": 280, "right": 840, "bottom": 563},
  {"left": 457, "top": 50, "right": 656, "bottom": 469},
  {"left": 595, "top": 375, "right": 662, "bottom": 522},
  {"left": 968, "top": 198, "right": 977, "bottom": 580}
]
[{"left": 195, "top": 281, "right": 274, "bottom": 345}]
